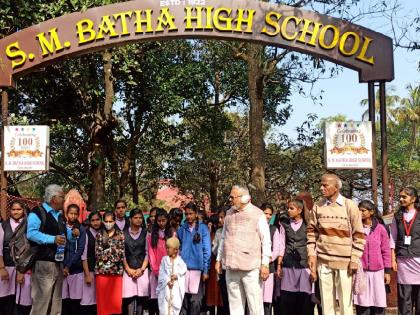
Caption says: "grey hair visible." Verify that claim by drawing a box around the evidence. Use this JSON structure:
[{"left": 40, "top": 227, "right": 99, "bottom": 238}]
[
  {"left": 232, "top": 185, "right": 250, "bottom": 196},
  {"left": 44, "top": 184, "right": 64, "bottom": 203},
  {"left": 322, "top": 174, "right": 343, "bottom": 189}
]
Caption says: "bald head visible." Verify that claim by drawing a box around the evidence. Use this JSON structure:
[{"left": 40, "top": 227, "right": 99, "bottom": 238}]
[{"left": 320, "top": 174, "right": 342, "bottom": 201}]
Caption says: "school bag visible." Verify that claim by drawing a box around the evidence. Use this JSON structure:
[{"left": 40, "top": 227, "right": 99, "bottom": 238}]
[{"left": 9, "top": 207, "right": 46, "bottom": 273}]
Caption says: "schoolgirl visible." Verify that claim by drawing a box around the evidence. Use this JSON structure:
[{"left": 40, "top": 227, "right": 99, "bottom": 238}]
[
  {"left": 261, "top": 203, "right": 283, "bottom": 315},
  {"left": 205, "top": 213, "right": 223, "bottom": 315},
  {"left": 147, "top": 208, "right": 171, "bottom": 315},
  {"left": 95, "top": 211, "right": 125, "bottom": 315},
  {"left": 122, "top": 209, "right": 150, "bottom": 315},
  {"left": 390, "top": 186, "right": 420, "bottom": 315},
  {"left": 147, "top": 207, "right": 158, "bottom": 233},
  {"left": 212, "top": 206, "right": 230, "bottom": 315},
  {"left": 0, "top": 201, "right": 32, "bottom": 315},
  {"left": 81, "top": 211, "right": 102, "bottom": 315},
  {"left": 115, "top": 199, "right": 130, "bottom": 232},
  {"left": 62, "top": 204, "right": 86, "bottom": 315},
  {"left": 177, "top": 202, "right": 211, "bottom": 315},
  {"left": 278, "top": 199, "right": 313, "bottom": 315},
  {"left": 353, "top": 200, "right": 391, "bottom": 315},
  {"left": 168, "top": 207, "right": 183, "bottom": 236}
]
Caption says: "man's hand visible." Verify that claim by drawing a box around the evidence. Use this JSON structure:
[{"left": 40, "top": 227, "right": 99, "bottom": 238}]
[
  {"left": 348, "top": 261, "right": 358, "bottom": 275},
  {"left": 215, "top": 261, "right": 222, "bottom": 275},
  {"left": 260, "top": 265, "right": 269, "bottom": 281},
  {"left": 202, "top": 273, "right": 209, "bottom": 282},
  {"left": 308, "top": 256, "right": 317, "bottom": 273},
  {"left": 16, "top": 272, "right": 25, "bottom": 284},
  {"left": 276, "top": 266, "right": 283, "bottom": 279},
  {"left": 384, "top": 273, "right": 391, "bottom": 285},
  {"left": 0, "top": 268, "right": 9, "bottom": 281},
  {"left": 72, "top": 228, "right": 80, "bottom": 238},
  {"left": 55, "top": 235, "right": 66, "bottom": 246},
  {"left": 168, "top": 280, "right": 174, "bottom": 289},
  {"left": 171, "top": 274, "right": 178, "bottom": 281}
]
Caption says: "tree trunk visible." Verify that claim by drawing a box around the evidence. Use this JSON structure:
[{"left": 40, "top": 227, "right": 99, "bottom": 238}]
[
  {"left": 247, "top": 43, "right": 266, "bottom": 206},
  {"left": 88, "top": 50, "right": 115, "bottom": 210}
]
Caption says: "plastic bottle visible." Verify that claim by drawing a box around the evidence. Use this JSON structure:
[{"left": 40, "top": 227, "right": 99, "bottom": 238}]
[{"left": 55, "top": 233, "right": 65, "bottom": 262}]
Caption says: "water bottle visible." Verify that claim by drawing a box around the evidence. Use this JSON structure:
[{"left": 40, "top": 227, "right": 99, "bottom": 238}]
[{"left": 55, "top": 233, "right": 65, "bottom": 262}]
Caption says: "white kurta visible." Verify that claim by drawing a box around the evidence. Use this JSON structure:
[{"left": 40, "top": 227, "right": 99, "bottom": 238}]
[{"left": 157, "top": 255, "right": 187, "bottom": 315}]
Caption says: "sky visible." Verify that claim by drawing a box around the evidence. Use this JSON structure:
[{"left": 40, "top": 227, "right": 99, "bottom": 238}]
[{"left": 279, "top": 0, "right": 420, "bottom": 140}]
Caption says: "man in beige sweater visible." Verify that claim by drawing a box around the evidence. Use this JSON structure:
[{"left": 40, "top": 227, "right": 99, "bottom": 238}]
[{"left": 307, "top": 174, "right": 365, "bottom": 315}]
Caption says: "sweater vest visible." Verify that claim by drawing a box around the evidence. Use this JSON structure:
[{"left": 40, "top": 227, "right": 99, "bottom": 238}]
[
  {"left": 124, "top": 228, "right": 147, "bottom": 269},
  {"left": 1, "top": 220, "right": 14, "bottom": 266},
  {"left": 86, "top": 228, "right": 96, "bottom": 272},
  {"left": 29, "top": 206, "right": 66, "bottom": 262},
  {"left": 282, "top": 220, "right": 308, "bottom": 268},
  {"left": 395, "top": 211, "right": 420, "bottom": 258},
  {"left": 223, "top": 204, "right": 263, "bottom": 271}
]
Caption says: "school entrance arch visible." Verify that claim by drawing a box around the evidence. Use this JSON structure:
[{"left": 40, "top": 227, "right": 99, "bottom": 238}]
[{"left": 0, "top": 0, "right": 394, "bottom": 218}]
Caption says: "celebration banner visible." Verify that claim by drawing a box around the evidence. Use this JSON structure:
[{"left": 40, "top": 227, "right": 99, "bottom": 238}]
[
  {"left": 325, "top": 121, "right": 373, "bottom": 169},
  {"left": 3, "top": 125, "right": 50, "bottom": 171}
]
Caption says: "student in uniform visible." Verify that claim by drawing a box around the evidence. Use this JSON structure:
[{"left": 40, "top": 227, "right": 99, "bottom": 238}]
[
  {"left": 177, "top": 202, "right": 211, "bottom": 315},
  {"left": 81, "top": 211, "right": 102, "bottom": 315},
  {"left": 147, "top": 207, "right": 158, "bottom": 233},
  {"left": 0, "top": 201, "right": 32, "bottom": 315},
  {"left": 157, "top": 237, "right": 187, "bottom": 315},
  {"left": 95, "top": 211, "right": 125, "bottom": 315},
  {"left": 353, "top": 200, "right": 391, "bottom": 315},
  {"left": 62, "top": 204, "right": 86, "bottom": 315},
  {"left": 147, "top": 208, "right": 171, "bottom": 315},
  {"left": 115, "top": 199, "right": 130, "bottom": 232},
  {"left": 278, "top": 199, "right": 314, "bottom": 315},
  {"left": 123, "top": 209, "right": 149, "bottom": 315},
  {"left": 261, "top": 203, "right": 283, "bottom": 315},
  {"left": 390, "top": 186, "right": 420, "bottom": 315},
  {"left": 168, "top": 208, "right": 183, "bottom": 236}
]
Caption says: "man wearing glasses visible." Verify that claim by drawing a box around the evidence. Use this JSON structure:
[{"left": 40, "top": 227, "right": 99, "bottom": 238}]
[{"left": 215, "top": 185, "right": 271, "bottom": 315}]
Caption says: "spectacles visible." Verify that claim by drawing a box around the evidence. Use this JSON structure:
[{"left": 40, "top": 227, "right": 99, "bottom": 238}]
[{"left": 229, "top": 195, "right": 242, "bottom": 200}]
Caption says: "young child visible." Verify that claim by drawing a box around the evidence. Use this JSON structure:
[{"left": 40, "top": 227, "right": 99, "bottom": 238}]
[
  {"left": 81, "top": 211, "right": 102, "bottom": 315},
  {"left": 157, "top": 237, "right": 187, "bottom": 315},
  {"left": 353, "top": 200, "right": 391, "bottom": 315},
  {"left": 390, "top": 186, "right": 420, "bottom": 315},
  {"left": 278, "top": 199, "right": 314, "bottom": 315},
  {"left": 147, "top": 208, "right": 171, "bottom": 315},
  {"left": 62, "top": 204, "right": 86, "bottom": 315}
]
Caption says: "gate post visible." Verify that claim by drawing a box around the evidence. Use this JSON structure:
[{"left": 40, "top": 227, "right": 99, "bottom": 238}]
[
  {"left": 0, "top": 89, "right": 8, "bottom": 221},
  {"left": 368, "top": 82, "right": 378, "bottom": 206},
  {"left": 379, "top": 81, "right": 390, "bottom": 214}
]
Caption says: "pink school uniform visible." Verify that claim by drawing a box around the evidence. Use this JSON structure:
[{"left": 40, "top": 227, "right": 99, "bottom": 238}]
[
  {"left": 81, "top": 227, "right": 98, "bottom": 306},
  {"left": 122, "top": 227, "right": 150, "bottom": 298},
  {"left": 147, "top": 230, "right": 168, "bottom": 299},
  {"left": 353, "top": 218, "right": 390, "bottom": 309},
  {"left": 0, "top": 218, "right": 32, "bottom": 307},
  {"left": 262, "top": 225, "right": 283, "bottom": 304}
]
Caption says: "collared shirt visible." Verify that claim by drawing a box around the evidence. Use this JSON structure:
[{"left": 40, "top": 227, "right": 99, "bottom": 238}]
[
  {"left": 27, "top": 202, "right": 72, "bottom": 245},
  {"left": 216, "top": 203, "right": 272, "bottom": 265},
  {"left": 323, "top": 194, "right": 344, "bottom": 207},
  {"left": 116, "top": 217, "right": 127, "bottom": 231}
]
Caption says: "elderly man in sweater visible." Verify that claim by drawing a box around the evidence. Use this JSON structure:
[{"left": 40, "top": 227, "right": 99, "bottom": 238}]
[
  {"left": 307, "top": 174, "right": 366, "bottom": 315},
  {"left": 215, "top": 185, "right": 271, "bottom": 315}
]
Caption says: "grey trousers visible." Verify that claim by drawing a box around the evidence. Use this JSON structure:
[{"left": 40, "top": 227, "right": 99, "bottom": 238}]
[{"left": 30, "top": 261, "right": 63, "bottom": 315}]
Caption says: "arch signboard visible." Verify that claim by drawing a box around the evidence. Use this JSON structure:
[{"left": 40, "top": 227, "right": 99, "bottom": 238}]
[{"left": 0, "top": 0, "right": 393, "bottom": 87}]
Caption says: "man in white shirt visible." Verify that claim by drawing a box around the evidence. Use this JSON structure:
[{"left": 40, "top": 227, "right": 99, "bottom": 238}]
[{"left": 215, "top": 185, "right": 271, "bottom": 315}]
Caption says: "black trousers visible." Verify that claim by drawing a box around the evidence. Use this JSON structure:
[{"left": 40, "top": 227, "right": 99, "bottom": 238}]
[
  {"left": 355, "top": 305, "right": 385, "bottom": 315},
  {"left": 62, "top": 298, "right": 81, "bottom": 315},
  {"left": 0, "top": 295, "right": 15, "bottom": 315},
  {"left": 122, "top": 296, "right": 147, "bottom": 315},
  {"left": 263, "top": 302, "right": 273, "bottom": 315},
  {"left": 80, "top": 305, "right": 97, "bottom": 315},
  {"left": 398, "top": 283, "right": 420, "bottom": 315},
  {"left": 181, "top": 278, "right": 204, "bottom": 315},
  {"left": 147, "top": 299, "right": 159, "bottom": 315},
  {"left": 218, "top": 270, "right": 230, "bottom": 315},
  {"left": 279, "top": 291, "right": 314, "bottom": 315}
]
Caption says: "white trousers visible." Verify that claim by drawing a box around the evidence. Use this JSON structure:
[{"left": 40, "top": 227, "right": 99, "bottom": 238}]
[
  {"left": 318, "top": 263, "right": 354, "bottom": 315},
  {"left": 226, "top": 268, "right": 264, "bottom": 315}
]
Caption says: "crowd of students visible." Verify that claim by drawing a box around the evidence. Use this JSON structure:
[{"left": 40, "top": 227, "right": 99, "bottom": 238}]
[{"left": 0, "top": 185, "right": 419, "bottom": 315}]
